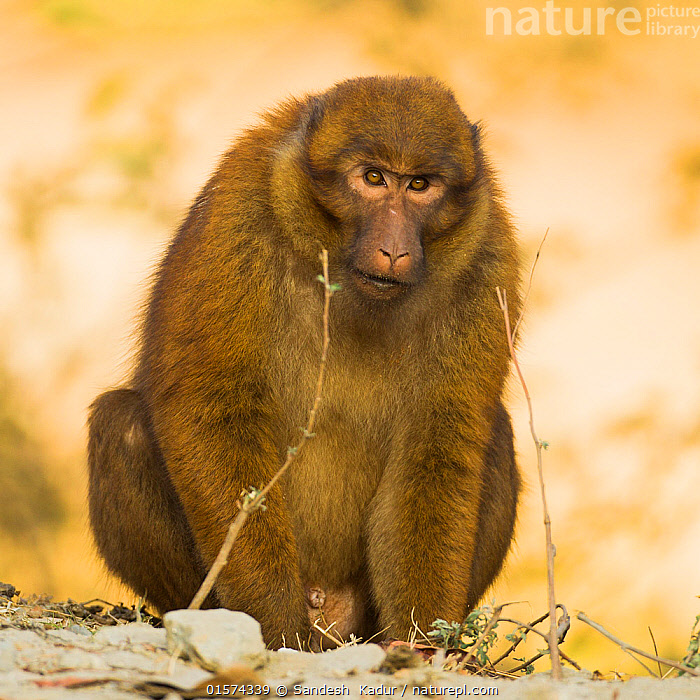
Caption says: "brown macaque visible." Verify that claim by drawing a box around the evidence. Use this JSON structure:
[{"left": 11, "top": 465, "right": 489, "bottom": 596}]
[{"left": 87, "top": 76, "right": 521, "bottom": 650}]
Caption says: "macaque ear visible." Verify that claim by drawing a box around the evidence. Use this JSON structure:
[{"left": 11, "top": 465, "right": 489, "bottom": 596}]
[
  {"left": 294, "top": 94, "right": 339, "bottom": 202},
  {"left": 271, "top": 94, "right": 333, "bottom": 249},
  {"left": 469, "top": 120, "right": 482, "bottom": 150},
  {"left": 281, "top": 94, "right": 326, "bottom": 176},
  {"left": 292, "top": 95, "right": 326, "bottom": 169},
  {"left": 303, "top": 95, "right": 326, "bottom": 137}
]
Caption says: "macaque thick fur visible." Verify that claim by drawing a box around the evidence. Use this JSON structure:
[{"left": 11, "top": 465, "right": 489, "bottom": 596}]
[{"left": 88, "top": 75, "right": 521, "bottom": 649}]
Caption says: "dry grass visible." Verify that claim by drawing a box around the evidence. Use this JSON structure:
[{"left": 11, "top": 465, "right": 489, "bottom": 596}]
[{"left": 0, "top": 581, "right": 159, "bottom": 635}]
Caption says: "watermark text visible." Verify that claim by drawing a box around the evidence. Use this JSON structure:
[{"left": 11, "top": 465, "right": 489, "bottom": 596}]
[{"left": 486, "top": 2, "right": 700, "bottom": 38}]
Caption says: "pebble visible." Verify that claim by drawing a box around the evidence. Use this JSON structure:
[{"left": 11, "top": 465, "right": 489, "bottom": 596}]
[{"left": 164, "top": 609, "right": 268, "bottom": 671}]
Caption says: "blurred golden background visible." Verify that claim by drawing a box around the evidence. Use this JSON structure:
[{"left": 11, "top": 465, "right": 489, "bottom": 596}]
[{"left": 1, "top": 0, "right": 698, "bottom": 675}]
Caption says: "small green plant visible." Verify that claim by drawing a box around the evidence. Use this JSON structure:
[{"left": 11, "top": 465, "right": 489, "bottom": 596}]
[
  {"left": 504, "top": 628, "right": 536, "bottom": 674},
  {"left": 428, "top": 604, "right": 569, "bottom": 676},
  {"left": 429, "top": 607, "right": 499, "bottom": 666}
]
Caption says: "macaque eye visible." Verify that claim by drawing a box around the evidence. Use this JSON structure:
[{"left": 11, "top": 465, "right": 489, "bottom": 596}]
[
  {"left": 408, "top": 177, "right": 429, "bottom": 192},
  {"left": 364, "top": 169, "right": 386, "bottom": 186}
]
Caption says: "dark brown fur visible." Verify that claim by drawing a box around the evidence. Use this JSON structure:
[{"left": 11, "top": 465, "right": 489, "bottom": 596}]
[{"left": 87, "top": 76, "right": 521, "bottom": 649}]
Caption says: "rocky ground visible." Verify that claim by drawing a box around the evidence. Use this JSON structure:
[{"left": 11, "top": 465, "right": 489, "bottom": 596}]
[{"left": 1, "top": 587, "right": 698, "bottom": 699}]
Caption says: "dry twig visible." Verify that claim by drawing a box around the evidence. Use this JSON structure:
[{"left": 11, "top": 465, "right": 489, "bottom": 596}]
[
  {"left": 490, "top": 610, "right": 549, "bottom": 667},
  {"left": 500, "top": 607, "right": 579, "bottom": 673},
  {"left": 189, "top": 249, "right": 336, "bottom": 610},
  {"left": 459, "top": 604, "right": 504, "bottom": 669},
  {"left": 577, "top": 612, "right": 700, "bottom": 678},
  {"left": 497, "top": 256, "right": 561, "bottom": 679},
  {"left": 648, "top": 626, "right": 662, "bottom": 677},
  {"left": 457, "top": 602, "right": 526, "bottom": 671},
  {"left": 512, "top": 228, "right": 548, "bottom": 341},
  {"left": 312, "top": 617, "right": 345, "bottom": 650},
  {"left": 409, "top": 607, "right": 433, "bottom": 646}
]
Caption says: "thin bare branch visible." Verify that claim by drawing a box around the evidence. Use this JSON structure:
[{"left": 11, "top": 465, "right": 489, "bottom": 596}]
[
  {"left": 409, "top": 607, "right": 433, "bottom": 646},
  {"left": 312, "top": 617, "right": 345, "bottom": 650},
  {"left": 189, "top": 249, "right": 335, "bottom": 610},
  {"left": 648, "top": 626, "right": 663, "bottom": 677},
  {"left": 512, "top": 228, "right": 548, "bottom": 341},
  {"left": 490, "top": 610, "right": 549, "bottom": 666},
  {"left": 458, "top": 602, "right": 527, "bottom": 670},
  {"left": 456, "top": 605, "right": 503, "bottom": 670},
  {"left": 497, "top": 285, "right": 561, "bottom": 680},
  {"left": 500, "top": 607, "right": 576, "bottom": 673},
  {"left": 577, "top": 612, "right": 700, "bottom": 678},
  {"left": 622, "top": 649, "right": 661, "bottom": 678}
]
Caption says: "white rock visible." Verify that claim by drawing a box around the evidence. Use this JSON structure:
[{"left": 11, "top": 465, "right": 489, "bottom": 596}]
[
  {"left": 94, "top": 622, "right": 167, "bottom": 648},
  {"left": 0, "top": 638, "right": 16, "bottom": 672},
  {"left": 22, "top": 648, "right": 112, "bottom": 673},
  {"left": 312, "top": 644, "right": 386, "bottom": 676},
  {"left": 164, "top": 609, "right": 267, "bottom": 671},
  {"left": 45, "top": 628, "right": 93, "bottom": 646}
]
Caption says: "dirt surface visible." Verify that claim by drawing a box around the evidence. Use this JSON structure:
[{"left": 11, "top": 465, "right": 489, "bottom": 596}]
[
  {"left": 1, "top": 588, "right": 698, "bottom": 699},
  {"left": 2, "top": 622, "right": 699, "bottom": 699}
]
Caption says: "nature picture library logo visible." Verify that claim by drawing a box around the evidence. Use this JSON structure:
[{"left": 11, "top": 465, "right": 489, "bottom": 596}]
[{"left": 485, "top": 1, "right": 700, "bottom": 38}]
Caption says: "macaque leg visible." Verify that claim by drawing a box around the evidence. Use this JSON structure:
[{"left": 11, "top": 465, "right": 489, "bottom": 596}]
[
  {"left": 467, "top": 401, "right": 520, "bottom": 606},
  {"left": 366, "top": 401, "right": 519, "bottom": 638},
  {"left": 87, "top": 389, "right": 214, "bottom": 612}
]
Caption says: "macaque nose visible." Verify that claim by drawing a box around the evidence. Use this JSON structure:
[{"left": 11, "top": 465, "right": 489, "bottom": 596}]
[{"left": 375, "top": 247, "right": 411, "bottom": 276}]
